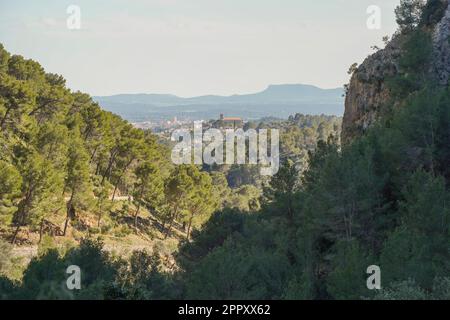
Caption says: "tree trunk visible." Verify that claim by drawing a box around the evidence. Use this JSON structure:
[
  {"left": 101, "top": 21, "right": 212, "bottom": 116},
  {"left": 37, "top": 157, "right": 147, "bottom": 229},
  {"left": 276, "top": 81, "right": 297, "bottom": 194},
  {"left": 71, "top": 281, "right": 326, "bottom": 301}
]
[
  {"left": 38, "top": 219, "right": 45, "bottom": 243},
  {"left": 63, "top": 192, "right": 75, "bottom": 236},
  {"left": 96, "top": 196, "right": 103, "bottom": 229},
  {"left": 61, "top": 183, "right": 67, "bottom": 197},
  {"left": 134, "top": 204, "right": 141, "bottom": 233},
  {"left": 101, "top": 160, "right": 112, "bottom": 184},
  {"left": 11, "top": 225, "right": 21, "bottom": 245},
  {"left": 186, "top": 216, "right": 194, "bottom": 241},
  {"left": 111, "top": 183, "right": 119, "bottom": 202},
  {"left": 101, "top": 150, "right": 118, "bottom": 184},
  {"left": 63, "top": 215, "right": 69, "bottom": 236},
  {"left": 95, "top": 162, "right": 101, "bottom": 175},
  {"left": 164, "top": 205, "right": 178, "bottom": 239},
  {"left": 164, "top": 213, "right": 177, "bottom": 239},
  {"left": 0, "top": 107, "right": 11, "bottom": 130},
  {"left": 83, "top": 126, "right": 92, "bottom": 141},
  {"left": 97, "top": 212, "right": 102, "bottom": 229},
  {"left": 112, "top": 159, "right": 133, "bottom": 202},
  {"left": 90, "top": 145, "right": 99, "bottom": 163},
  {"left": 164, "top": 218, "right": 174, "bottom": 239},
  {"left": 11, "top": 197, "right": 30, "bottom": 244}
]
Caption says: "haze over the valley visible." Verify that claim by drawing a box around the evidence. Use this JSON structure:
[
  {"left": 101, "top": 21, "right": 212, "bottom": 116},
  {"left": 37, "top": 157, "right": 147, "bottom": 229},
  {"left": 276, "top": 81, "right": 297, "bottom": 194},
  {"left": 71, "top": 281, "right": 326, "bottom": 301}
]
[{"left": 94, "top": 84, "right": 345, "bottom": 122}]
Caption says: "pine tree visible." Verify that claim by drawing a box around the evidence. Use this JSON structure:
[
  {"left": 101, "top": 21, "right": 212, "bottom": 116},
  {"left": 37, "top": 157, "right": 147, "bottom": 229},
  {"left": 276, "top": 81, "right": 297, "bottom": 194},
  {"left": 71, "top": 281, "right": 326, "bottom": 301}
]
[
  {"left": 63, "top": 129, "right": 92, "bottom": 236},
  {"left": 132, "top": 161, "right": 164, "bottom": 232}
]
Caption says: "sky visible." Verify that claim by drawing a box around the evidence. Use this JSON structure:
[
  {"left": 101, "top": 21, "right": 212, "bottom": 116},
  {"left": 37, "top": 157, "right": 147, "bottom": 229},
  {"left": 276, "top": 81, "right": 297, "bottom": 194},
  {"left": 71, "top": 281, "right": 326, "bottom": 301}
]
[{"left": 0, "top": 0, "right": 399, "bottom": 97}]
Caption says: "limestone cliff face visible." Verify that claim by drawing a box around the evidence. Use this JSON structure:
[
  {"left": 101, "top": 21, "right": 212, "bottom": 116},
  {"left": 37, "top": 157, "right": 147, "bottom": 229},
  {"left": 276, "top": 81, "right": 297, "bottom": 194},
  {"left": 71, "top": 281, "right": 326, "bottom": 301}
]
[
  {"left": 431, "top": 2, "right": 450, "bottom": 85},
  {"left": 341, "top": 39, "right": 401, "bottom": 144},
  {"left": 342, "top": 0, "right": 450, "bottom": 143}
]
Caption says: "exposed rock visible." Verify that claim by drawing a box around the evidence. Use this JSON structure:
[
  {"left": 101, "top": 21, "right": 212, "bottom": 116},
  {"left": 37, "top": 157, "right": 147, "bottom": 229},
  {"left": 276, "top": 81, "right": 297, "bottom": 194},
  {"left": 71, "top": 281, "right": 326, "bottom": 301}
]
[
  {"left": 341, "top": 39, "right": 401, "bottom": 143},
  {"left": 431, "top": 2, "right": 450, "bottom": 85},
  {"left": 342, "top": 0, "right": 450, "bottom": 143}
]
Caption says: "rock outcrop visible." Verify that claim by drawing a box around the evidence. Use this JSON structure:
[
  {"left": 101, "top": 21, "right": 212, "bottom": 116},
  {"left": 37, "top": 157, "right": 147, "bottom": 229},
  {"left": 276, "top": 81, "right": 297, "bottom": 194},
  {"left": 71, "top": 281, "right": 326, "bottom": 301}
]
[
  {"left": 342, "top": 0, "right": 450, "bottom": 143},
  {"left": 341, "top": 39, "right": 401, "bottom": 144},
  {"left": 431, "top": 2, "right": 450, "bottom": 85}
]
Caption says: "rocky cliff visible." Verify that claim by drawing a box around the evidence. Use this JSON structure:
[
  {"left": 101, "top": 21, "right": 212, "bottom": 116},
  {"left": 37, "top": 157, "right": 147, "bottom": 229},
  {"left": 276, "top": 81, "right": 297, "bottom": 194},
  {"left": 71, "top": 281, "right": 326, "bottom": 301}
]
[
  {"left": 431, "top": 1, "right": 450, "bottom": 84},
  {"left": 342, "top": 0, "right": 450, "bottom": 143},
  {"left": 341, "top": 38, "right": 401, "bottom": 143}
]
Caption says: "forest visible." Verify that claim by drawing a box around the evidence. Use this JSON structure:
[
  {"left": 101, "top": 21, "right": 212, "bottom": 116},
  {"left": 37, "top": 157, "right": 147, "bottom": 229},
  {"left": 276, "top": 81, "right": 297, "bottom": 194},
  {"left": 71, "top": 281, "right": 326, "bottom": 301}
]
[{"left": 2, "top": 0, "right": 450, "bottom": 300}]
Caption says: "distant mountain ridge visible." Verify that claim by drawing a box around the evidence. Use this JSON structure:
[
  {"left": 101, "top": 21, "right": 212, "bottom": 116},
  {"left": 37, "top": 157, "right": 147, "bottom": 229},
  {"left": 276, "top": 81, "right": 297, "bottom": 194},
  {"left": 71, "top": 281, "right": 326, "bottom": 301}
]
[{"left": 94, "top": 84, "right": 344, "bottom": 122}]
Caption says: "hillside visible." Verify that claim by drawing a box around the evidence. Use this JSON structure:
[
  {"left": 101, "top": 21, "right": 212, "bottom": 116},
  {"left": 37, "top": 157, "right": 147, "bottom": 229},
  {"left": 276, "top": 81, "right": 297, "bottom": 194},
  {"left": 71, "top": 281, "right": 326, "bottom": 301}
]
[
  {"left": 2, "top": 0, "right": 450, "bottom": 301},
  {"left": 0, "top": 40, "right": 342, "bottom": 298},
  {"left": 342, "top": 0, "right": 450, "bottom": 142}
]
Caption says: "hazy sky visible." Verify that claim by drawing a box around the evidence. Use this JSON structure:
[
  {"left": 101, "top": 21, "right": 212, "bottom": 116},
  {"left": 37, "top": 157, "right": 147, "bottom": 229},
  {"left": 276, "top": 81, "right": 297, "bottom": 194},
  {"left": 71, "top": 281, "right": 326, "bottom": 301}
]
[{"left": 0, "top": 0, "right": 399, "bottom": 97}]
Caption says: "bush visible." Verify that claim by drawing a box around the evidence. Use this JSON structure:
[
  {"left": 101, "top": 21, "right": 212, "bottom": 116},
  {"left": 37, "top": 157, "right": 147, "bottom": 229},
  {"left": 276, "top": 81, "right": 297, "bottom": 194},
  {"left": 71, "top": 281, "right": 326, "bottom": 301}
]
[{"left": 0, "top": 239, "right": 13, "bottom": 274}]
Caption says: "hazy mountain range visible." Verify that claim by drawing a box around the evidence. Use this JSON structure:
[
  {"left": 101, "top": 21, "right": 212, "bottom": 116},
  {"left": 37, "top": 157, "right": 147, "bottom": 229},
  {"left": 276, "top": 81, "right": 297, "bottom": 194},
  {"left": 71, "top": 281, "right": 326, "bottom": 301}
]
[{"left": 94, "top": 84, "right": 345, "bottom": 122}]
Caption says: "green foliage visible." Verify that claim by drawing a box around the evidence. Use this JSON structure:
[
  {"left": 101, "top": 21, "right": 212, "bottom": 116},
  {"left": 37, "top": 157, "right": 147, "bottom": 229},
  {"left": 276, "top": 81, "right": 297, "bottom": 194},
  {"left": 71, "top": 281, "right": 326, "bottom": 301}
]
[
  {"left": 177, "top": 209, "right": 247, "bottom": 272},
  {"left": 262, "top": 160, "right": 301, "bottom": 230},
  {"left": 63, "top": 129, "right": 93, "bottom": 236},
  {"left": 387, "top": 30, "right": 432, "bottom": 99},
  {"left": 171, "top": 22, "right": 450, "bottom": 300},
  {"left": 0, "top": 43, "right": 175, "bottom": 244},
  {"left": 420, "top": 0, "right": 447, "bottom": 26},
  {"left": 19, "top": 249, "right": 71, "bottom": 299},
  {"left": 163, "top": 165, "right": 217, "bottom": 239},
  {"left": 109, "top": 249, "right": 180, "bottom": 299},
  {"left": 0, "top": 160, "right": 22, "bottom": 224},
  {"left": 185, "top": 239, "right": 291, "bottom": 299},
  {"left": 373, "top": 279, "right": 429, "bottom": 300},
  {"left": 2, "top": 239, "right": 178, "bottom": 300},
  {"left": 380, "top": 171, "right": 450, "bottom": 289},
  {"left": 132, "top": 161, "right": 164, "bottom": 231},
  {"left": 395, "top": 0, "right": 425, "bottom": 33},
  {"left": 11, "top": 149, "right": 64, "bottom": 244},
  {"left": 326, "top": 241, "right": 372, "bottom": 300},
  {"left": 399, "top": 30, "right": 432, "bottom": 74},
  {"left": 37, "top": 234, "right": 56, "bottom": 257},
  {"left": 0, "top": 239, "right": 13, "bottom": 274},
  {"left": 2, "top": 6, "right": 450, "bottom": 300},
  {"left": 225, "top": 184, "right": 261, "bottom": 212},
  {"left": 0, "top": 275, "right": 16, "bottom": 300}
]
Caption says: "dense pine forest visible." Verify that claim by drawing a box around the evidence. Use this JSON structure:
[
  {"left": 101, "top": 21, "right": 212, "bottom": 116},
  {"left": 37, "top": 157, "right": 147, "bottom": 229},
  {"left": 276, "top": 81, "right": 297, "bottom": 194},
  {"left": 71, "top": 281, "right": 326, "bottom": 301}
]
[
  {"left": 2, "top": 0, "right": 450, "bottom": 300},
  {"left": 0, "top": 42, "right": 339, "bottom": 298}
]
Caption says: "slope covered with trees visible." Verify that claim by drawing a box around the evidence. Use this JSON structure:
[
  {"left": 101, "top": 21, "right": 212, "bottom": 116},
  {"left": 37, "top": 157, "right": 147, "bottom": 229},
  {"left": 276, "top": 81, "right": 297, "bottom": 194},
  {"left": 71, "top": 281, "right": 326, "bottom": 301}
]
[
  {"left": 176, "top": 0, "right": 450, "bottom": 300},
  {"left": 0, "top": 40, "right": 341, "bottom": 299},
  {"left": 0, "top": 43, "right": 227, "bottom": 254},
  {"left": 2, "top": 0, "right": 450, "bottom": 300}
]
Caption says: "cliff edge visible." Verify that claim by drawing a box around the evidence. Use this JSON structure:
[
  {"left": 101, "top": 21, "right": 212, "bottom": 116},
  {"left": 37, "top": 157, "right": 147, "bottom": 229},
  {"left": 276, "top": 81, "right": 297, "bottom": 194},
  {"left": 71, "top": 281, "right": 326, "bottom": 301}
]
[{"left": 342, "top": 0, "right": 450, "bottom": 143}]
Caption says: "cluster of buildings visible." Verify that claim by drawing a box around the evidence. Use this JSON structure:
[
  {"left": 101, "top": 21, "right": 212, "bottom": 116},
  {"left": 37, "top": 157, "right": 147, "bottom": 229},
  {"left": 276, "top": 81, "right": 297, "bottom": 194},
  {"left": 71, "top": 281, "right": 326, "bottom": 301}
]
[
  {"left": 133, "top": 114, "right": 245, "bottom": 135},
  {"left": 212, "top": 114, "right": 244, "bottom": 130}
]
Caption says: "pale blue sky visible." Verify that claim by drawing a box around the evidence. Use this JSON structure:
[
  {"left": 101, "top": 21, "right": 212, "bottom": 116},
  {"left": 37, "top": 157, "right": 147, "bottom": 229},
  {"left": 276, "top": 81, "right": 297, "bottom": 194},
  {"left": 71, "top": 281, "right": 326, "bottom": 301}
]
[{"left": 0, "top": 0, "right": 399, "bottom": 97}]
